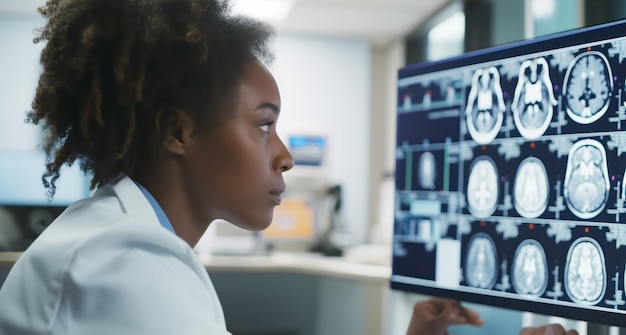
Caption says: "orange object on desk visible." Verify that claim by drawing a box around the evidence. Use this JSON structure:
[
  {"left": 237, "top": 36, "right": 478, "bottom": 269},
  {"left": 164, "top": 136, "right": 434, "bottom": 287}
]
[{"left": 265, "top": 198, "right": 315, "bottom": 240}]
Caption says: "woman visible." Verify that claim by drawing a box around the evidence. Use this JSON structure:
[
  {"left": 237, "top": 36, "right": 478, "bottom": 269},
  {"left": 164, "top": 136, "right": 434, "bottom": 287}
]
[{"left": 0, "top": 0, "right": 576, "bottom": 334}]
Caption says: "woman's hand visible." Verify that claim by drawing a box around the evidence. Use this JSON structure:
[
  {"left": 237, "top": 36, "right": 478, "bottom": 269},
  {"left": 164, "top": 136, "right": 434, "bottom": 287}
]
[
  {"left": 518, "top": 324, "right": 579, "bottom": 335},
  {"left": 405, "top": 298, "right": 483, "bottom": 335}
]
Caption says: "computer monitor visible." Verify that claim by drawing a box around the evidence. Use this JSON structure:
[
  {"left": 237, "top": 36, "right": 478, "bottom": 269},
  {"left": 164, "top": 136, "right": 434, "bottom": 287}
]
[
  {"left": 288, "top": 133, "right": 327, "bottom": 168},
  {"left": 0, "top": 151, "right": 91, "bottom": 251},
  {"left": 391, "top": 19, "right": 626, "bottom": 327},
  {"left": 0, "top": 151, "right": 90, "bottom": 206}
]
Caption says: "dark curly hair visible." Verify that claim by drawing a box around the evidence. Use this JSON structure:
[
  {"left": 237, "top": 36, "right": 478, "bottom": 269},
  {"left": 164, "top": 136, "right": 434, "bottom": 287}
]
[{"left": 28, "top": 0, "right": 274, "bottom": 197}]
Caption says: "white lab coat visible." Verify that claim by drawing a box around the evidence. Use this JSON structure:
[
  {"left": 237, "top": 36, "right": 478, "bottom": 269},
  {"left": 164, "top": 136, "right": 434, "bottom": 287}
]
[{"left": 0, "top": 176, "right": 230, "bottom": 335}]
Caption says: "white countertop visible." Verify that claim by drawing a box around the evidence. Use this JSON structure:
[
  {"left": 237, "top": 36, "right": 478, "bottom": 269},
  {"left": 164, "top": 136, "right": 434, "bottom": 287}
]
[
  {"left": 198, "top": 252, "right": 391, "bottom": 284},
  {"left": 0, "top": 251, "right": 391, "bottom": 284},
  {"left": 0, "top": 252, "right": 21, "bottom": 267}
]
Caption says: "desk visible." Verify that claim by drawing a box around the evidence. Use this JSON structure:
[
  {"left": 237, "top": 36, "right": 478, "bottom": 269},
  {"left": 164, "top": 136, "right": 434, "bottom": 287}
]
[
  {"left": 197, "top": 252, "right": 390, "bottom": 282},
  {"left": 202, "top": 253, "right": 391, "bottom": 335},
  {"left": 0, "top": 251, "right": 392, "bottom": 335},
  {"left": 0, "top": 252, "right": 20, "bottom": 267}
]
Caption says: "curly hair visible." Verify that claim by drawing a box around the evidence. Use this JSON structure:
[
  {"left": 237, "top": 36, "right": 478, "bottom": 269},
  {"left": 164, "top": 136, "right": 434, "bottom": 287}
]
[{"left": 28, "top": 0, "right": 274, "bottom": 196}]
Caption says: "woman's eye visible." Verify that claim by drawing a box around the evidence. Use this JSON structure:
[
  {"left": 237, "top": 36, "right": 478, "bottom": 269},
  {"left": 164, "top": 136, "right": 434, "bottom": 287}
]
[{"left": 258, "top": 120, "right": 274, "bottom": 134}]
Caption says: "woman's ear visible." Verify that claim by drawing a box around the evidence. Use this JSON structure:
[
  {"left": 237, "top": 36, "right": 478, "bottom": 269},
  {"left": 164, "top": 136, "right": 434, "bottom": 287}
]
[{"left": 156, "top": 108, "right": 196, "bottom": 155}]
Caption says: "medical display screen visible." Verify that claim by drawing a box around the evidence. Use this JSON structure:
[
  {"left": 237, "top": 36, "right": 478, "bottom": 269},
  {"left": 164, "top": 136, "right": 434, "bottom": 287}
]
[
  {"left": 391, "top": 20, "right": 626, "bottom": 327},
  {"left": 289, "top": 134, "right": 327, "bottom": 167}
]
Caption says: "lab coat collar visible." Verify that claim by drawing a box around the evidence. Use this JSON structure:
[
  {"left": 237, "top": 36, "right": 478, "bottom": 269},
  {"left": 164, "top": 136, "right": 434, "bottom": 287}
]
[
  {"left": 102, "top": 174, "right": 162, "bottom": 228},
  {"left": 133, "top": 181, "right": 176, "bottom": 234}
]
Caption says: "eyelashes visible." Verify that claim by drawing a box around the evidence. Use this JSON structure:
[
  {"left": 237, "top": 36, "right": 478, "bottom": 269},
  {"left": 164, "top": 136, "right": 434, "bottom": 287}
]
[{"left": 258, "top": 119, "right": 275, "bottom": 134}]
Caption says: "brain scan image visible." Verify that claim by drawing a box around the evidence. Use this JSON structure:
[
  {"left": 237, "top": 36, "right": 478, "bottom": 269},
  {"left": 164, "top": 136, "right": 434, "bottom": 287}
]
[
  {"left": 565, "top": 237, "right": 606, "bottom": 305},
  {"left": 563, "top": 139, "right": 610, "bottom": 219},
  {"left": 512, "top": 58, "right": 558, "bottom": 139},
  {"left": 512, "top": 239, "right": 548, "bottom": 296},
  {"left": 513, "top": 157, "right": 549, "bottom": 218},
  {"left": 418, "top": 152, "right": 436, "bottom": 190},
  {"left": 563, "top": 51, "right": 613, "bottom": 124},
  {"left": 465, "top": 233, "right": 498, "bottom": 289},
  {"left": 466, "top": 156, "right": 499, "bottom": 218},
  {"left": 465, "top": 67, "right": 506, "bottom": 144}
]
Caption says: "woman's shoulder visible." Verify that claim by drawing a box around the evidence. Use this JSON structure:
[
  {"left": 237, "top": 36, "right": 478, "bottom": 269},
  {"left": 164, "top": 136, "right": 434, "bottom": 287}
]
[
  {"left": 0, "top": 194, "right": 227, "bottom": 335},
  {"left": 30, "top": 191, "right": 191, "bottom": 265}
]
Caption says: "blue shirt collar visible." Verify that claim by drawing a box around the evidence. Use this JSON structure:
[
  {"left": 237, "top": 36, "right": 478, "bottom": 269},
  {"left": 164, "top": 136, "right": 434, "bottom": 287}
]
[{"left": 133, "top": 180, "right": 176, "bottom": 234}]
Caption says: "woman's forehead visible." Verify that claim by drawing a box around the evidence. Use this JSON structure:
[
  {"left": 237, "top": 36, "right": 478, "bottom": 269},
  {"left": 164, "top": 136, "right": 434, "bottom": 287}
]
[{"left": 238, "top": 60, "right": 280, "bottom": 105}]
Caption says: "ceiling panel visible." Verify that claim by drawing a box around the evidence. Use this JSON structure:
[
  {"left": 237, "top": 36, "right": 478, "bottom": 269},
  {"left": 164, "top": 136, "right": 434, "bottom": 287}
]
[
  {"left": 280, "top": 0, "right": 452, "bottom": 46},
  {"left": 0, "top": 0, "right": 453, "bottom": 47}
]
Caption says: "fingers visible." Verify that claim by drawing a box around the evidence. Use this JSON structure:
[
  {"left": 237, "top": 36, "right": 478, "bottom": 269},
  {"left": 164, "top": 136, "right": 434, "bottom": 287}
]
[
  {"left": 406, "top": 299, "right": 483, "bottom": 335},
  {"left": 423, "top": 298, "right": 459, "bottom": 310},
  {"left": 448, "top": 306, "right": 483, "bottom": 326},
  {"left": 460, "top": 306, "right": 483, "bottom": 326},
  {"left": 431, "top": 299, "right": 483, "bottom": 327},
  {"left": 446, "top": 300, "right": 482, "bottom": 326},
  {"left": 518, "top": 324, "right": 579, "bottom": 335}
]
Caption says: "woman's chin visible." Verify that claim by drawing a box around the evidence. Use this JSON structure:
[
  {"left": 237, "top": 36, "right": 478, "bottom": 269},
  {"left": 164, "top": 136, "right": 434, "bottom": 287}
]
[{"left": 226, "top": 215, "right": 273, "bottom": 232}]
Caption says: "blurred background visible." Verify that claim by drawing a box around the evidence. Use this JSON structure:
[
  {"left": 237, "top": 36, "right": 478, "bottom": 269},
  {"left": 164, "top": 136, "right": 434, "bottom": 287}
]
[{"left": 1, "top": 0, "right": 626, "bottom": 334}]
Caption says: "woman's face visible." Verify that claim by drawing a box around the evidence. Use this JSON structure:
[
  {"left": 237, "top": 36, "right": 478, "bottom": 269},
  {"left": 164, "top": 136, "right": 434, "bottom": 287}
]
[{"left": 182, "top": 59, "right": 294, "bottom": 231}]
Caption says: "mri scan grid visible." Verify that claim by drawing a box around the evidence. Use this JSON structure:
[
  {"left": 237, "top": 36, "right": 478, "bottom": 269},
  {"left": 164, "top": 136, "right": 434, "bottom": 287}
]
[{"left": 392, "top": 26, "right": 626, "bottom": 324}]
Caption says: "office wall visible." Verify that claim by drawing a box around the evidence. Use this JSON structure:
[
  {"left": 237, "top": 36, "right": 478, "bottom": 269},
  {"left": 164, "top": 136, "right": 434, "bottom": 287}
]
[
  {"left": 271, "top": 34, "right": 371, "bottom": 242},
  {"left": 367, "top": 40, "right": 404, "bottom": 246},
  {"left": 492, "top": 0, "right": 525, "bottom": 46}
]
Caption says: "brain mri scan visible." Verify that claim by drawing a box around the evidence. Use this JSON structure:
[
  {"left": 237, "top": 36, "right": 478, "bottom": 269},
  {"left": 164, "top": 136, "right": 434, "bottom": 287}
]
[
  {"left": 418, "top": 152, "right": 436, "bottom": 190},
  {"left": 565, "top": 237, "right": 606, "bottom": 305},
  {"left": 466, "top": 156, "right": 499, "bottom": 218},
  {"left": 465, "top": 233, "right": 498, "bottom": 289},
  {"left": 465, "top": 67, "right": 506, "bottom": 144},
  {"left": 563, "top": 139, "right": 610, "bottom": 219},
  {"left": 512, "top": 58, "right": 558, "bottom": 140},
  {"left": 563, "top": 51, "right": 613, "bottom": 124},
  {"left": 513, "top": 157, "right": 549, "bottom": 218},
  {"left": 512, "top": 239, "right": 548, "bottom": 296}
]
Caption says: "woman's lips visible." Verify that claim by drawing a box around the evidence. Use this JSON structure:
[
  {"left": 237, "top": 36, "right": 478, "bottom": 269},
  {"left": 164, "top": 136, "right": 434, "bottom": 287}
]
[
  {"left": 269, "top": 184, "right": 286, "bottom": 206},
  {"left": 269, "top": 193, "right": 282, "bottom": 206}
]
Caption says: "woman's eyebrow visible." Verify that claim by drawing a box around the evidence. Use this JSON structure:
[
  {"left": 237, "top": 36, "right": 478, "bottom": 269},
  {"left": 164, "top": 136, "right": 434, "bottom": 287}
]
[{"left": 255, "top": 102, "right": 279, "bottom": 115}]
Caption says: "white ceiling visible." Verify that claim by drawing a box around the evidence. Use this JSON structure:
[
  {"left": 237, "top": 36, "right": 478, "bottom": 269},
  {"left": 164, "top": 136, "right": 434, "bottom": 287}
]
[
  {"left": 0, "top": 0, "right": 452, "bottom": 47},
  {"left": 279, "top": 0, "right": 452, "bottom": 46}
]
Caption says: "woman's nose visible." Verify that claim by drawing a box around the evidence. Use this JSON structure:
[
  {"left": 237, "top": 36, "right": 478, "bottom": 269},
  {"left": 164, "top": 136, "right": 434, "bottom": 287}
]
[{"left": 274, "top": 137, "right": 294, "bottom": 173}]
